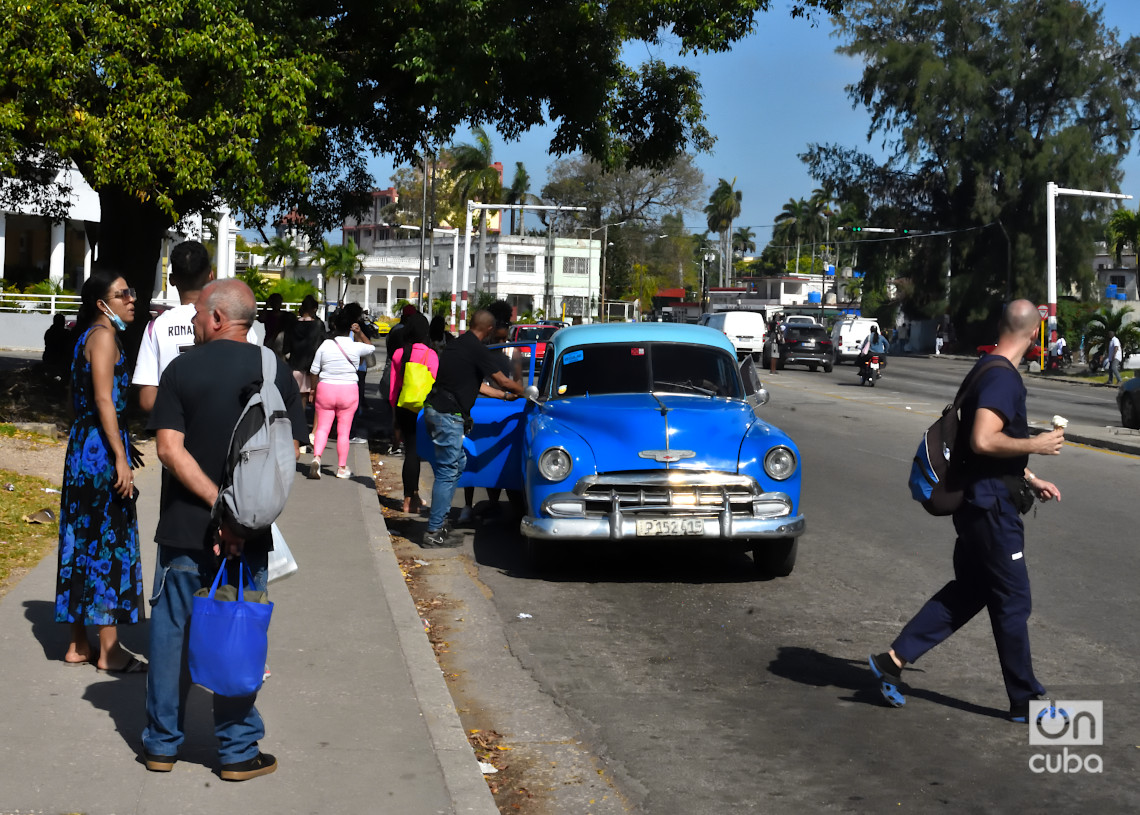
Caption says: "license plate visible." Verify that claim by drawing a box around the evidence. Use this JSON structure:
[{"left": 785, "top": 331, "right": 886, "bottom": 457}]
[
  {"left": 870, "top": 362, "right": 879, "bottom": 370},
  {"left": 635, "top": 518, "right": 705, "bottom": 536}
]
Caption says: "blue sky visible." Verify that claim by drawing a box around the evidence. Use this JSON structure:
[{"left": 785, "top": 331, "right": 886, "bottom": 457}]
[{"left": 364, "top": 1, "right": 1140, "bottom": 241}]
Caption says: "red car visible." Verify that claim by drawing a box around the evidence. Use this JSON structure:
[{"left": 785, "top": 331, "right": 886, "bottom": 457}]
[
  {"left": 976, "top": 344, "right": 1045, "bottom": 365},
  {"left": 507, "top": 324, "right": 561, "bottom": 364}
]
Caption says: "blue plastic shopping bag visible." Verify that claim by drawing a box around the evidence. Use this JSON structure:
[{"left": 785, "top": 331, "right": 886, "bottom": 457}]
[{"left": 188, "top": 557, "right": 273, "bottom": 697}]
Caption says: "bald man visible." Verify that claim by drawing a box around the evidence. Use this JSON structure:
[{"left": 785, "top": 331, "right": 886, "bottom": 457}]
[
  {"left": 420, "top": 308, "right": 525, "bottom": 547},
  {"left": 869, "top": 300, "right": 1064, "bottom": 723},
  {"left": 142, "top": 279, "right": 308, "bottom": 780}
]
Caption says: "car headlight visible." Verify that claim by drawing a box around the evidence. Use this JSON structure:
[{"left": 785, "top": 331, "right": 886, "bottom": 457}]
[
  {"left": 764, "top": 446, "right": 797, "bottom": 481},
  {"left": 538, "top": 447, "right": 573, "bottom": 482}
]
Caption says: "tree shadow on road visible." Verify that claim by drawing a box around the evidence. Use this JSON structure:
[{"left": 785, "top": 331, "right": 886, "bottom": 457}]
[{"left": 766, "top": 645, "right": 1007, "bottom": 720}]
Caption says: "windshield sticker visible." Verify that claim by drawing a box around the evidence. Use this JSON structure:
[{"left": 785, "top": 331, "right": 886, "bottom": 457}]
[
  {"left": 631, "top": 347, "right": 645, "bottom": 356},
  {"left": 563, "top": 350, "right": 584, "bottom": 364}
]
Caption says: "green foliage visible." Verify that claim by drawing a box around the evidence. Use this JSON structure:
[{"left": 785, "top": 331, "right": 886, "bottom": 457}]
[
  {"left": 237, "top": 269, "right": 271, "bottom": 301},
  {"left": 704, "top": 178, "right": 742, "bottom": 284},
  {"left": 391, "top": 299, "right": 412, "bottom": 317},
  {"left": 268, "top": 277, "right": 319, "bottom": 304},
  {"left": 309, "top": 239, "right": 364, "bottom": 304},
  {"left": 265, "top": 236, "right": 302, "bottom": 272},
  {"left": 1085, "top": 305, "right": 1140, "bottom": 358},
  {"left": 432, "top": 295, "right": 452, "bottom": 318},
  {"left": 806, "top": 0, "right": 1140, "bottom": 330},
  {"left": 22, "top": 280, "right": 74, "bottom": 296},
  {"left": 1107, "top": 208, "right": 1140, "bottom": 267}
]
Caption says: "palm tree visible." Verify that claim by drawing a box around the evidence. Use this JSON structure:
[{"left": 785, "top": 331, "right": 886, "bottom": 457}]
[
  {"left": 704, "top": 178, "right": 742, "bottom": 287},
  {"left": 265, "top": 235, "right": 300, "bottom": 275},
  {"left": 732, "top": 226, "right": 756, "bottom": 256},
  {"left": 774, "top": 198, "right": 808, "bottom": 274},
  {"left": 1086, "top": 305, "right": 1140, "bottom": 361},
  {"left": 309, "top": 238, "right": 364, "bottom": 306},
  {"left": 449, "top": 126, "right": 503, "bottom": 292},
  {"left": 502, "top": 162, "right": 542, "bottom": 235},
  {"left": 1107, "top": 208, "right": 1140, "bottom": 268}
]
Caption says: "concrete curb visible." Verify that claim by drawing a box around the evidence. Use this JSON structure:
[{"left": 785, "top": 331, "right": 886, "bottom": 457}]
[{"left": 353, "top": 445, "right": 499, "bottom": 815}]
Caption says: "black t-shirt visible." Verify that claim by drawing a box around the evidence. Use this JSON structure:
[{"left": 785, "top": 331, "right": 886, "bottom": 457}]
[
  {"left": 428, "top": 330, "right": 503, "bottom": 415},
  {"left": 148, "top": 340, "right": 308, "bottom": 551},
  {"left": 284, "top": 318, "right": 327, "bottom": 372}
]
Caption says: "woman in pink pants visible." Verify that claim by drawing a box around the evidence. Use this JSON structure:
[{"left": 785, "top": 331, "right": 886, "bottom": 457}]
[{"left": 307, "top": 309, "right": 375, "bottom": 479}]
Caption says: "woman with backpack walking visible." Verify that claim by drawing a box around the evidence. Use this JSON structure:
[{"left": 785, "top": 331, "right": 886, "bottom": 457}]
[{"left": 388, "top": 311, "right": 438, "bottom": 514}]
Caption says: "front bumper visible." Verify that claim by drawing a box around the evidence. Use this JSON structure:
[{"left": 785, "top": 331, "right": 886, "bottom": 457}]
[{"left": 522, "top": 513, "right": 805, "bottom": 541}]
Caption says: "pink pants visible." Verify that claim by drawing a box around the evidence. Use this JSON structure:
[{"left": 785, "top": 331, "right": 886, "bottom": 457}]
[{"left": 312, "top": 381, "right": 359, "bottom": 468}]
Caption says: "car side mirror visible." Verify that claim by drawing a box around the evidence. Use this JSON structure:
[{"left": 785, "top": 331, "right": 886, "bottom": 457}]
[
  {"left": 747, "top": 388, "right": 770, "bottom": 411},
  {"left": 523, "top": 385, "right": 540, "bottom": 403}
]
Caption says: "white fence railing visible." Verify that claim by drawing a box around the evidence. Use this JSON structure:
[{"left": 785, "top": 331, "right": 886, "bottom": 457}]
[{"left": 0, "top": 293, "right": 83, "bottom": 315}]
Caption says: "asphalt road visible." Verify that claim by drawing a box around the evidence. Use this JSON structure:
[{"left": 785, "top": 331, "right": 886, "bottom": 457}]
[{"left": 442, "top": 359, "right": 1140, "bottom": 814}]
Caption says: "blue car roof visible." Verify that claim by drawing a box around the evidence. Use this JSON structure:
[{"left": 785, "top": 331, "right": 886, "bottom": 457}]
[{"left": 549, "top": 322, "right": 738, "bottom": 357}]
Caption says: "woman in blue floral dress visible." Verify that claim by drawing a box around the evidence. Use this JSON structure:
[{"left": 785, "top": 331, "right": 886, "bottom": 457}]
[{"left": 55, "top": 269, "right": 146, "bottom": 673}]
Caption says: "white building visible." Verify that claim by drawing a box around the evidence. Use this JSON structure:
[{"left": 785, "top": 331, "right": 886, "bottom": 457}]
[{"left": 294, "top": 234, "right": 603, "bottom": 324}]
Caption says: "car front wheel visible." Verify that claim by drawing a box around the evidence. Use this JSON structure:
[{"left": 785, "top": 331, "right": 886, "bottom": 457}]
[
  {"left": 753, "top": 538, "right": 797, "bottom": 577},
  {"left": 1122, "top": 396, "right": 1140, "bottom": 429}
]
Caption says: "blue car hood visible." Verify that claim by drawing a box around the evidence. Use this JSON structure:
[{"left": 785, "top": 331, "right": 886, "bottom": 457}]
[{"left": 541, "top": 393, "right": 755, "bottom": 473}]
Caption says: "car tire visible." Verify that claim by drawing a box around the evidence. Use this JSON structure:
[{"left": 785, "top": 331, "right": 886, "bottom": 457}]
[
  {"left": 808, "top": 363, "right": 818, "bottom": 372},
  {"left": 1122, "top": 397, "right": 1140, "bottom": 429},
  {"left": 754, "top": 538, "right": 797, "bottom": 578},
  {"left": 823, "top": 363, "right": 833, "bottom": 373}
]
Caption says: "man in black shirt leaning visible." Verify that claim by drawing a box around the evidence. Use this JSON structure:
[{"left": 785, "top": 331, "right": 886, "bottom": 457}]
[
  {"left": 141, "top": 279, "right": 308, "bottom": 781},
  {"left": 422, "top": 308, "right": 525, "bottom": 547}
]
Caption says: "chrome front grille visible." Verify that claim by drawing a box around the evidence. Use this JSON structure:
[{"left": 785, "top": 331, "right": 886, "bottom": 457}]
[{"left": 575, "top": 471, "right": 773, "bottom": 518}]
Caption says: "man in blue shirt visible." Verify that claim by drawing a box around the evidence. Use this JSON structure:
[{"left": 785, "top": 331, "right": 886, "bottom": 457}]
[{"left": 868, "top": 300, "right": 1064, "bottom": 722}]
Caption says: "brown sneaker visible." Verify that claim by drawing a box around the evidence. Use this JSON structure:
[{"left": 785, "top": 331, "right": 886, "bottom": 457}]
[
  {"left": 144, "top": 751, "right": 176, "bottom": 772},
  {"left": 220, "top": 751, "right": 277, "bottom": 781}
]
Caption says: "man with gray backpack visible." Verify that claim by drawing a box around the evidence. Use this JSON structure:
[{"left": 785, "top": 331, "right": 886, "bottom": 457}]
[
  {"left": 142, "top": 279, "right": 307, "bottom": 780},
  {"left": 870, "top": 299, "right": 1065, "bottom": 723}
]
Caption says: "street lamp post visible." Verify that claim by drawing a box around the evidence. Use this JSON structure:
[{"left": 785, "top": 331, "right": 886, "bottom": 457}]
[
  {"left": 399, "top": 224, "right": 460, "bottom": 329},
  {"left": 701, "top": 248, "right": 719, "bottom": 315},
  {"left": 577, "top": 221, "right": 626, "bottom": 323}
]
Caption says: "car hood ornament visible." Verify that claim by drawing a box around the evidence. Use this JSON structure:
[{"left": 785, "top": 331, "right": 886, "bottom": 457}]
[{"left": 638, "top": 449, "right": 696, "bottom": 463}]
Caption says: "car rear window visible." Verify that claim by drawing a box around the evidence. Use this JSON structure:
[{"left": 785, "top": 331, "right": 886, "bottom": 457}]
[{"left": 786, "top": 326, "right": 829, "bottom": 341}]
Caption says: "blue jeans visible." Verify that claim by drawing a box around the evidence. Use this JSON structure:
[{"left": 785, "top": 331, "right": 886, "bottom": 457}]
[
  {"left": 142, "top": 546, "right": 268, "bottom": 764},
  {"left": 424, "top": 406, "right": 466, "bottom": 531},
  {"left": 1108, "top": 359, "right": 1122, "bottom": 385}
]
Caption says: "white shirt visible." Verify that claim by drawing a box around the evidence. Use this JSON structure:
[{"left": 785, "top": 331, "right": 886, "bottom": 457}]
[
  {"left": 1108, "top": 336, "right": 1123, "bottom": 362},
  {"left": 310, "top": 336, "right": 375, "bottom": 383},
  {"left": 134, "top": 303, "right": 260, "bottom": 385},
  {"left": 1052, "top": 337, "right": 1067, "bottom": 354}
]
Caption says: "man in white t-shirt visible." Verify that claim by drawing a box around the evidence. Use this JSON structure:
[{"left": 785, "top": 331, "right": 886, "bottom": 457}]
[
  {"left": 1106, "top": 330, "right": 1123, "bottom": 385},
  {"left": 134, "top": 241, "right": 259, "bottom": 411}
]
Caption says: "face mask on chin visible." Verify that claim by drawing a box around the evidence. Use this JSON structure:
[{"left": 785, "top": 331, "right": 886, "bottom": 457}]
[{"left": 99, "top": 303, "right": 127, "bottom": 332}]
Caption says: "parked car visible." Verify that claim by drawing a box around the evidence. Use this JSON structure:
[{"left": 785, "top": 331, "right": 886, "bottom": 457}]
[
  {"left": 783, "top": 315, "right": 819, "bottom": 326},
  {"left": 507, "top": 323, "right": 562, "bottom": 367},
  {"left": 418, "top": 323, "right": 805, "bottom": 576},
  {"left": 700, "top": 310, "right": 768, "bottom": 361},
  {"left": 1117, "top": 377, "right": 1140, "bottom": 428},
  {"left": 830, "top": 317, "right": 880, "bottom": 364},
  {"left": 773, "top": 325, "right": 834, "bottom": 372}
]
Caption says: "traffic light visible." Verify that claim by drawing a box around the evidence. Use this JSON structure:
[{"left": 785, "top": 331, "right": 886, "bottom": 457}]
[
  {"left": 901, "top": 228, "right": 910, "bottom": 234},
  {"left": 851, "top": 226, "right": 862, "bottom": 232}
]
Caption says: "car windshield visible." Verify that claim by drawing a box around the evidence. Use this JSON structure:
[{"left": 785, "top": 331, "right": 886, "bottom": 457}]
[
  {"left": 548, "top": 342, "right": 744, "bottom": 399},
  {"left": 516, "top": 326, "right": 558, "bottom": 342}
]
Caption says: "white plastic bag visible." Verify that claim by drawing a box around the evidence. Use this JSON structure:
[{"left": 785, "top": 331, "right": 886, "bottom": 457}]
[{"left": 267, "top": 522, "right": 298, "bottom": 583}]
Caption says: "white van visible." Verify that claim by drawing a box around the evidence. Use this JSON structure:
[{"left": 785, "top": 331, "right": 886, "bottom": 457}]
[
  {"left": 830, "top": 317, "right": 881, "bottom": 364},
  {"left": 701, "top": 311, "right": 768, "bottom": 359}
]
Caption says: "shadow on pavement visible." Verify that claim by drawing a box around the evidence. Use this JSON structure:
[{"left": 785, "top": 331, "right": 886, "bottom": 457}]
[{"left": 766, "top": 645, "right": 1007, "bottom": 720}]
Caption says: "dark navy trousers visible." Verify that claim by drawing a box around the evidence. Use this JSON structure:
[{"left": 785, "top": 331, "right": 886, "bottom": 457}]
[{"left": 892, "top": 496, "right": 1045, "bottom": 707}]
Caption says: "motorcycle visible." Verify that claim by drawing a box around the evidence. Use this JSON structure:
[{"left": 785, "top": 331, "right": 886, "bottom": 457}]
[
  {"left": 1045, "top": 348, "right": 1073, "bottom": 372},
  {"left": 859, "top": 353, "right": 883, "bottom": 387}
]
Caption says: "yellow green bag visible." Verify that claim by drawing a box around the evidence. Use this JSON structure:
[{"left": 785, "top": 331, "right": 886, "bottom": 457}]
[{"left": 397, "top": 348, "right": 434, "bottom": 410}]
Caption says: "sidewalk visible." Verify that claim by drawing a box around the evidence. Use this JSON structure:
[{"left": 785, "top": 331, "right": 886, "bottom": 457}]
[{"left": 0, "top": 440, "right": 498, "bottom": 815}]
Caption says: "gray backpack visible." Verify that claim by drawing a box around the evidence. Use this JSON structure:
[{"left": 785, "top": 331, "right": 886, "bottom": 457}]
[{"left": 212, "top": 346, "right": 296, "bottom": 536}]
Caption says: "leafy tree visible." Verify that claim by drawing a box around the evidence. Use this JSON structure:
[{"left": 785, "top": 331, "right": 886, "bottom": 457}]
[
  {"left": 733, "top": 227, "right": 756, "bottom": 256},
  {"left": 774, "top": 198, "right": 809, "bottom": 273},
  {"left": 268, "top": 277, "right": 320, "bottom": 304},
  {"left": 804, "top": 0, "right": 1140, "bottom": 340},
  {"left": 1107, "top": 208, "right": 1140, "bottom": 268},
  {"left": 1085, "top": 305, "right": 1140, "bottom": 360},
  {"left": 704, "top": 178, "right": 742, "bottom": 287},
  {"left": 237, "top": 269, "right": 271, "bottom": 301},
  {"left": 3, "top": 0, "right": 846, "bottom": 358},
  {"left": 309, "top": 239, "right": 364, "bottom": 306},
  {"left": 502, "top": 162, "right": 543, "bottom": 235},
  {"left": 265, "top": 236, "right": 302, "bottom": 274},
  {"left": 391, "top": 299, "right": 412, "bottom": 317}
]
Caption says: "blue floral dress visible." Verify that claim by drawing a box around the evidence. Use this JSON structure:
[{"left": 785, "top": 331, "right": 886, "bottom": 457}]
[{"left": 54, "top": 326, "right": 143, "bottom": 625}]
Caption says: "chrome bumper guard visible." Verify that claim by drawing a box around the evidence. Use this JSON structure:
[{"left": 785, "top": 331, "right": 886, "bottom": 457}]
[{"left": 523, "top": 472, "right": 804, "bottom": 541}]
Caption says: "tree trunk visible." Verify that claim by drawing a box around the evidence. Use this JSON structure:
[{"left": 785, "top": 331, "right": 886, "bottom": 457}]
[{"left": 95, "top": 187, "right": 174, "bottom": 366}]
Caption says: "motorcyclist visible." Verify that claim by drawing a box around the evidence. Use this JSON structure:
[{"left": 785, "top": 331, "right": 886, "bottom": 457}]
[
  {"left": 1048, "top": 335, "right": 1068, "bottom": 371},
  {"left": 858, "top": 328, "right": 890, "bottom": 377}
]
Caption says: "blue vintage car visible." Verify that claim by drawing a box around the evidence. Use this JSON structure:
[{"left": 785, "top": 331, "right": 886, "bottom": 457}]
[{"left": 420, "top": 322, "right": 804, "bottom": 575}]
